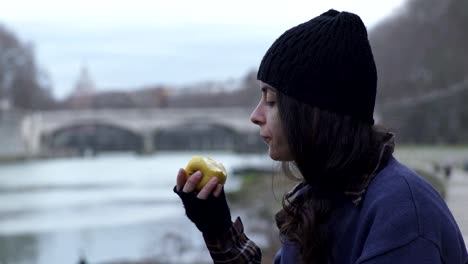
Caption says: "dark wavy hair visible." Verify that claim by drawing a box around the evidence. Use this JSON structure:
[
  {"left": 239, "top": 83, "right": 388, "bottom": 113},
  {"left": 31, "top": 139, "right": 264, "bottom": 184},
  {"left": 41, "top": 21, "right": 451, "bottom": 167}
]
[{"left": 274, "top": 92, "right": 385, "bottom": 263}]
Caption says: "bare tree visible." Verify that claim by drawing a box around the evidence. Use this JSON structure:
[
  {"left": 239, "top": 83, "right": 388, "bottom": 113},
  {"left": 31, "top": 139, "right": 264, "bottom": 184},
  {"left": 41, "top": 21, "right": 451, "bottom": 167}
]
[
  {"left": 370, "top": 0, "right": 468, "bottom": 143},
  {"left": 0, "top": 24, "right": 55, "bottom": 110}
]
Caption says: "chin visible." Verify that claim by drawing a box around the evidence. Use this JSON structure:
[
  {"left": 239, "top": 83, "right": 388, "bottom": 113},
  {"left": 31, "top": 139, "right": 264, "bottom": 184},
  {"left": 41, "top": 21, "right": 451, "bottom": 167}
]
[
  {"left": 268, "top": 148, "right": 293, "bottom": 161},
  {"left": 269, "top": 153, "right": 281, "bottom": 161}
]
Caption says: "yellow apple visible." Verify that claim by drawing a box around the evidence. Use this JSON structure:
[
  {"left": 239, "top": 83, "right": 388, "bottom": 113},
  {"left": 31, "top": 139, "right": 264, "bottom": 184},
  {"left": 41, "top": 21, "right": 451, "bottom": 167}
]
[{"left": 185, "top": 156, "right": 227, "bottom": 192}]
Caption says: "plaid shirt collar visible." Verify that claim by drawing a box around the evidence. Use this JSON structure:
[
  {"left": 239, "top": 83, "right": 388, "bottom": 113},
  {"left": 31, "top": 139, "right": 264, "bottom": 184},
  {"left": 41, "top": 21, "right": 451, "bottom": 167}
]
[
  {"left": 286, "top": 132, "right": 395, "bottom": 206},
  {"left": 344, "top": 132, "right": 395, "bottom": 205}
]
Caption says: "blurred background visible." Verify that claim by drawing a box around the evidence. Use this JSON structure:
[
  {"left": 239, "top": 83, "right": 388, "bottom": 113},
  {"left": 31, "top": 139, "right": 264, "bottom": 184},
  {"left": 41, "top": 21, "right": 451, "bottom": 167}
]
[{"left": 0, "top": 0, "right": 467, "bottom": 263}]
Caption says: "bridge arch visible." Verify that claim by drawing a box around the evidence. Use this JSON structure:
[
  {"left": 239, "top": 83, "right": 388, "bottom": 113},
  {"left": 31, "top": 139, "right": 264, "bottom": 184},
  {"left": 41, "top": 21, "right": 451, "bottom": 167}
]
[
  {"left": 44, "top": 122, "right": 144, "bottom": 155},
  {"left": 154, "top": 121, "right": 239, "bottom": 151},
  {"left": 21, "top": 108, "right": 265, "bottom": 156}
]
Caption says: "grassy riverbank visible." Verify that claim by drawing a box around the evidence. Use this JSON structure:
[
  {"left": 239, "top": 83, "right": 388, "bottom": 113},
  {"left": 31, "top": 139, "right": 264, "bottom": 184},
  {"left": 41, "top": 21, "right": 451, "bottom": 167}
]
[
  {"left": 0, "top": 155, "right": 28, "bottom": 163},
  {"left": 226, "top": 171, "right": 297, "bottom": 262}
]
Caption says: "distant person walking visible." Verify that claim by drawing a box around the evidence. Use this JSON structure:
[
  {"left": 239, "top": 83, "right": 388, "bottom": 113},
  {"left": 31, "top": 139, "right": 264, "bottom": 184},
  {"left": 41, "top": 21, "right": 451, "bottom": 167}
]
[
  {"left": 444, "top": 164, "right": 453, "bottom": 179},
  {"left": 174, "top": 9, "right": 468, "bottom": 263},
  {"left": 78, "top": 257, "right": 87, "bottom": 264}
]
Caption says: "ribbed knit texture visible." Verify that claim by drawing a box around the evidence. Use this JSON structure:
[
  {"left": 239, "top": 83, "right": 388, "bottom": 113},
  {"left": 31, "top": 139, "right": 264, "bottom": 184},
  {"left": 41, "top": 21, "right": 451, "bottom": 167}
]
[{"left": 257, "top": 9, "right": 377, "bottom": 124}]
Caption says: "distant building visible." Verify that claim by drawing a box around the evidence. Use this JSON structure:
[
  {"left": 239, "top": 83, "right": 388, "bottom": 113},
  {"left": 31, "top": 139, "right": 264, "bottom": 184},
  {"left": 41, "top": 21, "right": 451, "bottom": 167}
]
[
  {"left": 66, "top": 66, "right": 97, "bottom": 109},
  {"left": 72, "top": 66, "right": 96, "bottom": 97}
]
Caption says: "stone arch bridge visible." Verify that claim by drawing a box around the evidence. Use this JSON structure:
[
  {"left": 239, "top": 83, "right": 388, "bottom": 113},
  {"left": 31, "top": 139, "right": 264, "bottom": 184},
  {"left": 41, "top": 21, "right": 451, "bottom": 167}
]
[{"left": 20, "top": 107, "right": 264, "bottom": 156}]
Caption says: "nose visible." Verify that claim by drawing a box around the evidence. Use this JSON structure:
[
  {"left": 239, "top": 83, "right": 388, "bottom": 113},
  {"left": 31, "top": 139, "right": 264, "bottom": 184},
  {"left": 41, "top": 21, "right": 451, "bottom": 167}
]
[{"left": 250, "top": 101, "right": 265, "bottom": 126}]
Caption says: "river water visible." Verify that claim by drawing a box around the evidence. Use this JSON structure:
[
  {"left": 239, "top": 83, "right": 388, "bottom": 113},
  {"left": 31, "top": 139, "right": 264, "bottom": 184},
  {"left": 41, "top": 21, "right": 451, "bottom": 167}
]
[{"left": 0, "top": 151, "right": 273, "bottom": 264}]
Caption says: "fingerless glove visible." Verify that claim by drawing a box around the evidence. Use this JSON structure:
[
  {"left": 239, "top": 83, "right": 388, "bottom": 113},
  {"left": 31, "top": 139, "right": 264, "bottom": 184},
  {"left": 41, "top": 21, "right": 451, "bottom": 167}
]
[{"left": 174, "top": 186, "right": 232, "bottom": 237}]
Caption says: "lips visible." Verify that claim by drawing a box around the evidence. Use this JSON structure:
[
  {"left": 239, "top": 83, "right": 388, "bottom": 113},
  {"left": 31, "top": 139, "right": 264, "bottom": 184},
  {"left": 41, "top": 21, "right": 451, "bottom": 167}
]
[{"left": 261, "top": 135, "right": 271, "bottom": 144}]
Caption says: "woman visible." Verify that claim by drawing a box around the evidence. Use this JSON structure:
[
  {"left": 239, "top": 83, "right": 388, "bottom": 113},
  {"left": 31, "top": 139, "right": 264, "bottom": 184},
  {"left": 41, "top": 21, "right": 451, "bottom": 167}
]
[{"left": 174, "top": 9, "right": 468, "bottom": 263}]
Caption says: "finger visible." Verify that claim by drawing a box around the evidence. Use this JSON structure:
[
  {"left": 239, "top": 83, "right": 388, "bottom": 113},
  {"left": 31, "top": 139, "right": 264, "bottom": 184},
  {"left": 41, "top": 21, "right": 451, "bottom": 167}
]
[
  {"left": 196, "top": 177, "right": 218, "bottom": 200},
  {"left": 213, "top": 184, "right": 223, "bottom": 198},
  {"left": 182, "top": 171, "right": 202, "bottom": 193},
  {"left": 176, "top": 168, "right": 187, "bottom": 192}
]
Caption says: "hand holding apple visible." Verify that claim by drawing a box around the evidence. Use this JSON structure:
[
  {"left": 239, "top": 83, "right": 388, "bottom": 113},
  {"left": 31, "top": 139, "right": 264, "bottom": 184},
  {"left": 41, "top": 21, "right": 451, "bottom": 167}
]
[
  {"left": 185, "top": 156, "right": 227, "bottom": 192},
  {"left": 173, "top": 156, "right": 232, "bottom": 236}
]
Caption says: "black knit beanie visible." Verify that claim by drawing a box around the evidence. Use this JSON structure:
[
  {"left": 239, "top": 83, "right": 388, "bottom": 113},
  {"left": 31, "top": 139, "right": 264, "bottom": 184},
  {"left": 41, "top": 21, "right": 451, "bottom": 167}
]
[{"left": 257, "top": 9, "right": 377, "bottom": 124}]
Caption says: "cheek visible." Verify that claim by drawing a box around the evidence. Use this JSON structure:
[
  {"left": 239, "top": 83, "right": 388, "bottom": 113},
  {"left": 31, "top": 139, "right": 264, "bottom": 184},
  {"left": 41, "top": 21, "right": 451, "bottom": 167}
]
[
  {"left": 270, "top": 110, "right": 284, "bottom": 139},
  {"left": 270, "top": 111, "right": 293, "bottom": 160}
]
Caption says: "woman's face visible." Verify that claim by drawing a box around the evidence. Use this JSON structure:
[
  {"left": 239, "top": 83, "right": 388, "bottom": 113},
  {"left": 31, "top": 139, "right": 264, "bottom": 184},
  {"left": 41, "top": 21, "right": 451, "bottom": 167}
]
[{"left": 250, "top": 82, "right": 293, "bottom": 161}]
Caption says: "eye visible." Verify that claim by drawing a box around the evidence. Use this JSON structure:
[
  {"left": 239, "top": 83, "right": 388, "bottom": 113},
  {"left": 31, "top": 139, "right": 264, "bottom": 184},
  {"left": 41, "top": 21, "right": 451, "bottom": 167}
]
[
  {"left": 262, "top": 88, "right": 277, "bottom": 107},
  {"left": 265, "top": 100, "right": 276, "bottom": 107}
]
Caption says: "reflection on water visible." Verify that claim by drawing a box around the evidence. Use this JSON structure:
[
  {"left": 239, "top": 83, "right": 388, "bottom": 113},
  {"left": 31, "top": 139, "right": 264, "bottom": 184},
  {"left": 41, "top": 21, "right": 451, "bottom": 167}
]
[
  {"left": 0, "top": 151, "right": 272, "bottom": 264},
  {"left": 0, "top": 234, "right": 37, "bottom": 264}
]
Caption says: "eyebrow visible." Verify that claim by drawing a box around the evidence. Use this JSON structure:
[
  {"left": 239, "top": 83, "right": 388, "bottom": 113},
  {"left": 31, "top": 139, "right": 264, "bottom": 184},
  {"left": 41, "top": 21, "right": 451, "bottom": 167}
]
[{"left": 261, "top": 85, "right": 276, "bottom": 94}]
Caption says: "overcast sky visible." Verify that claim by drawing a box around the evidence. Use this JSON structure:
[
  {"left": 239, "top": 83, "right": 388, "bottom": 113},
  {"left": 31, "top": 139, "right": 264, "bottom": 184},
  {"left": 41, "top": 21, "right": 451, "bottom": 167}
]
[{"left": 0, "top": 0, "right": 406, "bottom": 99}]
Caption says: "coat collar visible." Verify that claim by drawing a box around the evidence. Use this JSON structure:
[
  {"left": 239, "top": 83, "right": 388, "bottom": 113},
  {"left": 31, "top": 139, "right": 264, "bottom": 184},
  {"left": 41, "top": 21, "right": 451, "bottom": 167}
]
[{"left": 344, "top": 132, "right": 395, "bottom": 205}]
